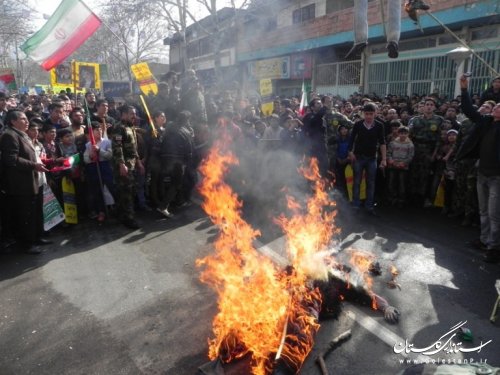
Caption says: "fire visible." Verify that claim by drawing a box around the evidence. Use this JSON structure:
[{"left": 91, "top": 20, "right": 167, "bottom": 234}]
[
  {"left": 390, "top": 265, "right": 399, "bottom": 278},
  {"left": 196, "top": 144, "right": 289, "bottom": 375},
  {"left": 348, "top": 251, "right": 378, "bottom": 310},
  {"left": 197, "top": 145, "right": 338, "bottom": 374},
  {"left": 275, "top": 159, "right": 340, "bottom": 280}
]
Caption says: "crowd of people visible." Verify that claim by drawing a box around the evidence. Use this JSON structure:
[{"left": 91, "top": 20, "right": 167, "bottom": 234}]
[{"left": 0, "top": 69, "right": 499, "bottom": 262}]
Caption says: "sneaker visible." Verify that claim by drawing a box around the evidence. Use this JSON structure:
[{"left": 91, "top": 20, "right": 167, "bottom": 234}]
[
  {"left": 24, "top": 245, "right": 43, "bottom": 255},
  {"left": 484, "top": 249, "right": 500, "bottom": 264},
  {"left": 423, "top": 199, "right": 433, "bottom": 208},
  {"left": 97, "top": 212, "right": 106, "bottom": 223},
  {"left": 156, "top": 207, "right": 174, "bottom": 218},
  {"left": 122, "top": 218, "right": 140, "bottom": 230},
  {"left": 387, "top": 41, "right": 399, "bottom": 59},
  {"left": 345, "top": 42, "right": 367, "bottom": 59}
]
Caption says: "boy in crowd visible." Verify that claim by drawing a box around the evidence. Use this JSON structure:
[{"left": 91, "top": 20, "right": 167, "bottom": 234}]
[{"left": 387, "top": 126, "right": 414, "bottom": 208}]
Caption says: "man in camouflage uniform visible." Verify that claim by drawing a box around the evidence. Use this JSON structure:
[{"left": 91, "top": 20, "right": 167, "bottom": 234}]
[
  {"left": 322, "top": 95, "right": 353, "bottom": 180},
  {"left": 111, "top": 105, "right": 145, "bottom": 229},
  {"left": 408, "top": 97, "right": 443, "bottom": 207}
]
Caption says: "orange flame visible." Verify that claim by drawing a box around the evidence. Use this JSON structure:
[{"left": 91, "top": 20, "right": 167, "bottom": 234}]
[
  {"left": 348, "top": 251, "right": 378, "bottom": 310},
  {"left": 390, "top": 265, "right": 399, "bottom": 278},
  {"left": 197, "top": 149, "right": 337, "bottom": 374},
  {"left": 275, "top": 159, "right": 340, "bottom": 280}
]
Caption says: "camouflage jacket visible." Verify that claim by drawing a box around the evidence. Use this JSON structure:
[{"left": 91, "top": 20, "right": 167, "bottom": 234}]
[
  {"left": 111, "top": 122, "right": 139, "bottom": 168},
  {"left": 323, "top": 110, "right": 353, "bottom": 157},
  {"left": 408, "top": 114, "right": 443, "bottom": 150}
]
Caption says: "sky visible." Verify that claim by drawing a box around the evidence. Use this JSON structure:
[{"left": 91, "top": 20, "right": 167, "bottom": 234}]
[{"left": 30, "top": 0, "right": 246, "bottom": 29}]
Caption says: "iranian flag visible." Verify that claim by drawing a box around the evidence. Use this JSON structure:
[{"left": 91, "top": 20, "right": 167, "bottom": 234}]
[{"left": 20, "top": 0, "right": 101, "bottom": 71}]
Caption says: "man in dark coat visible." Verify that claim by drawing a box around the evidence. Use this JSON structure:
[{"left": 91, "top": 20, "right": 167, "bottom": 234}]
[
  {"left": 0, "top": 110, "right": 49, "bottom": 254},
  {"left": 457, "top": 74, "right": 500, "bottom": 263},
  {"left": 480, "top": 76, "right": 500, "bottom": 105}
]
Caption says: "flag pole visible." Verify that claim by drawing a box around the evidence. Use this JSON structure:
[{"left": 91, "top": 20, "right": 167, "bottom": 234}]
[
  {"left": 77, "top": 0, "right": 140, "bottom": 63},
  {"left": 139, "top": 94, "right": 158, "bottom": 139},
  {"left": 84, "top": 97, "right": 109, "bottom": 218}
]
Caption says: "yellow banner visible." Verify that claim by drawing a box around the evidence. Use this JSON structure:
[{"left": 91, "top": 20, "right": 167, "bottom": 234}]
[
  {"left": 261, "top": 102, "right": 274, "bottom": 116},
  {"left": 259, "top": 79, "right": 272, "bottom": 97},
  {"left": 130, "top": 62, "right": 158, "bottom": 95},
  {"left": 50, "top": 63, "right": 73, "bottom": 87},
  {"left": 74, "top": 62, "right": 101, "bottom": 90}
]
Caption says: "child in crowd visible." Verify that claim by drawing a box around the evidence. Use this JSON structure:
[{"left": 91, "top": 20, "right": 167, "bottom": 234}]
[
  {"left": 335, "top": 124, "right": 351, "bottom": 196},
  {"left": 41, "top": 123, "right": 63, "bottom": 203},
  {"left": 387, "top": 126, "right": 414, "bottom": 208},
  {"left": 442, "top": 129, "right": 458, "bottom": 216},
  {"left": 57, "top": 128, "right": 78, "bottom": 158},
  {"left": 386, "top": 120, "right": 401, "bottom": 143},
  {"left": 83, "top": 122, "right": 115, "bottom": 222}
]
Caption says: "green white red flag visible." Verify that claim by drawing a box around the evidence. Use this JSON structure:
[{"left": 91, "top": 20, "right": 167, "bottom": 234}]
[
  {"left": 20, "top": 0, "right": 101, "bottom": 71},
  {"left": 299, "top": 80, "right": 307, "bottom": 116}
]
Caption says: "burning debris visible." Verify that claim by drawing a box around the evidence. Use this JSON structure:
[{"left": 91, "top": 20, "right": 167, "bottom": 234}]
[
  {"left": 387, "top": 265, "right": 401, "bottom": 290},
  {"left": 315, "top": 330, "right": 352, "bottom": 375},
  {"left": 196, "top": 143, "right": 400, "bottom": 375}
]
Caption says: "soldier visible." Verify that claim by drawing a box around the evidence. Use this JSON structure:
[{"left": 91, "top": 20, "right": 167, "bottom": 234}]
[
  {"left": 322, "top": 95, "right": 353, "bottom": 181},
  {"left": 408, "top": 97, "right": 444, "bottom": 207},
  {"left": 111, "top": 105, "right": 145, "bottom": 229}
]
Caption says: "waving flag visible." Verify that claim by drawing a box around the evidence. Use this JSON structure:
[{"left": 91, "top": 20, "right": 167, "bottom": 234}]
[
  {"left": 299, "top": 80, "right": 308, "bottom": 116},
  {"left": 20, "top": 0, "right": 101, "bottom": 71}
]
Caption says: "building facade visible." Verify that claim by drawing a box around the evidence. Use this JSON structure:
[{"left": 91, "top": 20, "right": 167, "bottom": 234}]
[{"left": 167, "top": 0, "right": 499, "bottom": 100}]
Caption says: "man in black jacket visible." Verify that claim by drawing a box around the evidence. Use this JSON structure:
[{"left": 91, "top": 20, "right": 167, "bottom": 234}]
[
  {"left": 348, "top": 102, "right": 387, "bottom": 216},
  {"left": 157, "top": 111, "right": 194, "bottom": 218},
  {"left": 457, "top": 74, "right": 500, "bottom": 263},
  {"left": 480, "top": 76, "right": 500, "bottom": 105}
]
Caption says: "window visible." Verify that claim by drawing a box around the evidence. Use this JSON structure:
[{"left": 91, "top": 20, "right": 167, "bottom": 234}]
[
  {"left": 326, "top": 0, "right": 374, "bottom": 13},
  {"left": 326, "top": 0, "right": 353, "bottom": 13},
  {"left": 471, "top": 25, "right": 498, "bottom": 41},
  {"left": 292, "top": 4, "right": 315, "bottom": 24}
]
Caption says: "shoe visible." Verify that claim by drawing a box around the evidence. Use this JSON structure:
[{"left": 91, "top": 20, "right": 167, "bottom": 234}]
[
  {"left": 423, "top": 199, "right": 433, "bottom": 208},
  {"left": 122, "top": 218, "right": 140, "bottom": 229},
  {"left": 138, "top": 204, "right": 153, "bottom": 212},
  {"left": 1, "top": 238, "right": 17, "bottom": 249},
  {"left": 409, "top": 0, "right": 430, "bottom": 11},
  {"left": 97, "top": 212, "right": 106, "bottom": 223},
  {"left": 178, "top": 200, "right": 192, "bottom": 208},
  {"left": 467, "top": 239, "right": 488, "bottom": 251},
  {"left": 156, "top": 207, "right": 174, "bottom": 218},
  {"left": 366, "top": 209, "right": 380, "bottom": 218},
  {"left": 35, "top": 238, "right": 53, "bottom": 246},
  {"left": 345, "top": 42, "right": 367, "bottom": 59},
  {"left": 387, "top": 41, "right": 399, "bottom": 58},
  {"left": 483, "top": 249, "right": 500, "bottom": 264},
  {"left": 24, "top": 245, "right": 43, "bottom": 255}
]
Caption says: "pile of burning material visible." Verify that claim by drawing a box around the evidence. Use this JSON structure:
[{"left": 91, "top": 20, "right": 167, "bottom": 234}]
[{"left": 196, "top": 143, "right": 398, "bottom": 375}]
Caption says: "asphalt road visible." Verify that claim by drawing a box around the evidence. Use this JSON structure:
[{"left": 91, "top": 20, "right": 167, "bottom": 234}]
[{"left": 0, "top": 192, "right": 499, "bottom": 375}]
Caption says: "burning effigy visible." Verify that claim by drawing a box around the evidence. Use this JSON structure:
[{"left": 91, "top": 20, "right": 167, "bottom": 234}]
[{"left": 196, "top": 143, "right": 399, "bottom": 375}]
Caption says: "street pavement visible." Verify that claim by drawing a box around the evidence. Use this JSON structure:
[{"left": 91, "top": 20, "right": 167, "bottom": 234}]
[{"left": 0, "top": 194, "right": 499, "bottom": 375}]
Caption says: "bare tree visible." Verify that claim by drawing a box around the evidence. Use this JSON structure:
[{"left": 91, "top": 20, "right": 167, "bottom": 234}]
[{"left": 67, "top": 0, "right": 168, "bottom": 81}]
